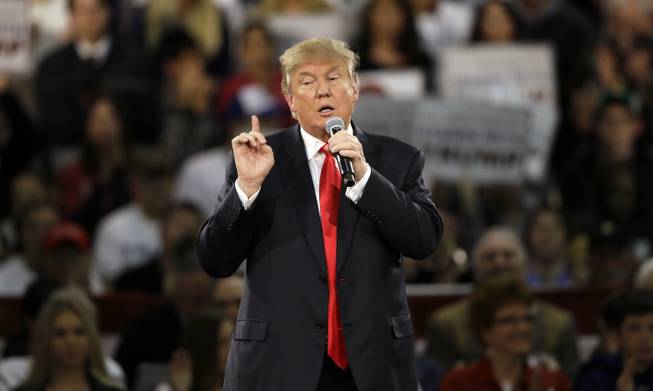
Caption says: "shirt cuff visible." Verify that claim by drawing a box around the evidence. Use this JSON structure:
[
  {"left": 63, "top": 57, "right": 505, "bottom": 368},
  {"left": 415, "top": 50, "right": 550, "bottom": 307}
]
[
  {"left": 235, "top": 180, "right": 261, "bottom": 210},
  {"left": 345, "top": 163, "right": 371, "bottom": 204}
]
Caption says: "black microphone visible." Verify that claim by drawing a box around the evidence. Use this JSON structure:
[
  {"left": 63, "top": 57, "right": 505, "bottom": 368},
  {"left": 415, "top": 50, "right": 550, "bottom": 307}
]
[{"left": 325, "top": 116, "right": 356, "bottom": 187}]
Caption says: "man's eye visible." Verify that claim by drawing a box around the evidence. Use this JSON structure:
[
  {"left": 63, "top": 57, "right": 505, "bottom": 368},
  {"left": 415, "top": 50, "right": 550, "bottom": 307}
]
[{"left": 302, "top": 80, "right": 314, "bottom": 86}]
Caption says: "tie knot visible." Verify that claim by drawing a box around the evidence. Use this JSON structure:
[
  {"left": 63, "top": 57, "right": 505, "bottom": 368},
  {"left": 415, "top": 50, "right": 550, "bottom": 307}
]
[{"left": 320, "top": 144, "right": 330, "bottom": 156}]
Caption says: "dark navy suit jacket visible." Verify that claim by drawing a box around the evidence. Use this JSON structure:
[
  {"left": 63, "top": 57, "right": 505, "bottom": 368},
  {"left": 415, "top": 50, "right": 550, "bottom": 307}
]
[{"left": 197, "top": 123, "right": 442, "bottom": 391}]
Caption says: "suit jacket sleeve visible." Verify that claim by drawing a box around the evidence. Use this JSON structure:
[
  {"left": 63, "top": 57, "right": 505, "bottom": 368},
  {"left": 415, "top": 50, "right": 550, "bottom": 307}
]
[
  {"left": 355, "top": 148, "right": 442, "bottom": 260},
  {"left": 196, "top": 154, "right": 256, "bottom": 277}
]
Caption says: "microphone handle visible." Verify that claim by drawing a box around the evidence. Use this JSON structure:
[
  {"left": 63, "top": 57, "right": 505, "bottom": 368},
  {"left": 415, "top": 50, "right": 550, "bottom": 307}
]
[{"left": 327, "top": 128, "right": 356, "bottom": 187}]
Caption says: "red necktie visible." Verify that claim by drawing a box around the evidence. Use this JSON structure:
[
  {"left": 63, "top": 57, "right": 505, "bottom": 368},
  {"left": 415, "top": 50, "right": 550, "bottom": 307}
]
[{"left": 319, "top": 145, "right": 349, "bottom": 369}]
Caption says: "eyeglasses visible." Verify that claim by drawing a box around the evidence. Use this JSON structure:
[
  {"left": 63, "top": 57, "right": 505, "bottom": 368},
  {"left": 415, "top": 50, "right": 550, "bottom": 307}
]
[{"left": 493, "top": 313, "right": 535, "bottom": 327}]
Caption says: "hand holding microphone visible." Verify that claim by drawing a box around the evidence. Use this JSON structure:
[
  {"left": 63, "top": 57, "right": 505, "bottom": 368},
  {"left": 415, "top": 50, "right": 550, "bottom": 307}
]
[{"left": 325, "top": 117, "right": 366, "bottom": 187}]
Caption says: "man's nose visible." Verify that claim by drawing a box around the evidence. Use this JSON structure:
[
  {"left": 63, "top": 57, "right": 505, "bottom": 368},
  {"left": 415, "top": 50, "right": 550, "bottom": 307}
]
[{"left": 316, "top": 80, "right": 331, "bottom": 97}]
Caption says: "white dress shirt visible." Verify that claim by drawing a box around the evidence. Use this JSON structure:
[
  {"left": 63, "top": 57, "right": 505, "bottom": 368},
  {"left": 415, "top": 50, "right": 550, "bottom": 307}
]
[{"left": 235, "top": 124, "right": 371, "bottom": 213}]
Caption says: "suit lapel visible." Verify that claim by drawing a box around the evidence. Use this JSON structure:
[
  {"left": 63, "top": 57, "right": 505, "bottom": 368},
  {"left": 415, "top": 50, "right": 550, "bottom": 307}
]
[
  {"left": 277, "top": 126, "right": 327, "bottom": 276},
  {"left": 336, "top": 125, "right": 377, "bottom": 274}
]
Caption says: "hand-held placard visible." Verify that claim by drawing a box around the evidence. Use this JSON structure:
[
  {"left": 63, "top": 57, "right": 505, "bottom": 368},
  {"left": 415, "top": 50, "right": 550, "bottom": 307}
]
[{"left": 325, "top": 117, "right": 356, "bottom": 187}]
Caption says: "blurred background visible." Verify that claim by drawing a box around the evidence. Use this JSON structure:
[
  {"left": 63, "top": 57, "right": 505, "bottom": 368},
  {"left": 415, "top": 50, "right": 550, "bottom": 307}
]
[{"left": 1, "top": 0, "right": 653, "bottom": 389}]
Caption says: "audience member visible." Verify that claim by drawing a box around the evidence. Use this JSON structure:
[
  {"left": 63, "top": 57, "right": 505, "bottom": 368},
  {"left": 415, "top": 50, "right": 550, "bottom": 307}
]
[
  {"left": 157, "top": 28, "right": 225, "bottom": 166},
  {"left": 113, "top": 203, "right": 202, "bottom": 294},
  {"left": 576, "top": 291, "right": 653, "bottom": 390},
  {"left": 41, "top": 222, "right": 104, "bottom": 294},
  {"left": 412, "top": 0, "right": 472, "bottom": 62},
  {"left": 55, "top": 95, "right": 131, "bottom": 234},
  {"left": 440, "top": 275, "right": 572, "bottom": 391},
  {"left": 172, "top": 146, "right": 230, "bottom": 218},
  {"left": 427, "top": 226, "right": 579, "bottom": 377},
  {"left": 0, "top": 78, "right": 47, "bottom": 219},
  {"left": 13, "top": 287, "right": 124, "bottom": 391},
  {"left": 0, "top": 202, "right": 59, "bottom": 297},
  {"left": 35, "top": 0, "right": 153, "bottom": 145},
  {"left": 144, "top": 0, "right": 231, "bottom": 77},
  {"left": 2, "top": 279, "right": 62, "bottom": 358},
  {"left": 212, "top": 275, "right": 244, "bottom": 322},
  {"left": 114, "top": 237, "right": 214, "bottom": 387},
  {"left": 469, "top": 0, "right": 522, "bottom": 43},
  {"left": 93, "top": 147, "right": 173, "bottom": 284},
  {"left": 0, "top": 174, "right": 50, "bottom": 254},
  {"left": 560, "top": 91, "right": 653, "bottom": 254},
  {"left": 217, "top": 20, "right": 291, "bottom": 136},
  {"left": 523, "top": 206, "right": 575, "bottom": 287},
  {"left": 354, "top": 0, "right": 432, "bottom": 89}
]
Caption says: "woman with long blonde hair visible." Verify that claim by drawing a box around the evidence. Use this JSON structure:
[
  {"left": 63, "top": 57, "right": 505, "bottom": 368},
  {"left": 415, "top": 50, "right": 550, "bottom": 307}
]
[{"left": 14, "top": 287, "right": 123, "bottom": 391}]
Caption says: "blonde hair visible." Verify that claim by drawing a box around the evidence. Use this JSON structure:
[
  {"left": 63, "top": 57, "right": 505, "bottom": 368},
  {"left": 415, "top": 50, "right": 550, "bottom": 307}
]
[
  {"left": 21, "top": 287, "right": 118, "bottom": 391},
  {"left": 279, "top": 37, "right": 359, "bottom": 96}
]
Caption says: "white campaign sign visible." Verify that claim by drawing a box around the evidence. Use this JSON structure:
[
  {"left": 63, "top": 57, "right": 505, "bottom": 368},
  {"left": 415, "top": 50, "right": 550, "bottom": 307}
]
[
  {"left": 0, "top": 0, "right": 30, "bottom": 74},
  {"left": 354, "top": 97, "right": 531, "bottom": 184},
  {"left": 438, "top": 44, "right": 558, "bottom": 181}
]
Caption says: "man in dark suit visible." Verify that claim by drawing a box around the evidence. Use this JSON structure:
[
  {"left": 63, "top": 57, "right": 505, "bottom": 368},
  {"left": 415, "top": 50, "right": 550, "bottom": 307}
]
[{"left": 196, "top": 38, "right": 442, "bottom": 391}]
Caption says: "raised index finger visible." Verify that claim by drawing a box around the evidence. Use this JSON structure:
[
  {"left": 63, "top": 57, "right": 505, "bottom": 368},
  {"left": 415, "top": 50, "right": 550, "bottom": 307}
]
[{"left": 251, "top": 115, "right": 261, "bottom": 134}]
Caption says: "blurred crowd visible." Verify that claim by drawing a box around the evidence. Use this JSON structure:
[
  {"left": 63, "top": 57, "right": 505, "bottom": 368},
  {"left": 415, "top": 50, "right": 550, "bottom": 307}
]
[{"left": 2, "top": 0, "right": 653, "bottom": 389}]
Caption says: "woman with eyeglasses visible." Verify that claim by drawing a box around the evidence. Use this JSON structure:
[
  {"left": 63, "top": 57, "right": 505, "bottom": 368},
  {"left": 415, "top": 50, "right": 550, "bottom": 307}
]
[{"left": 440, "top": 275, "right": 572, "bottom": 391}]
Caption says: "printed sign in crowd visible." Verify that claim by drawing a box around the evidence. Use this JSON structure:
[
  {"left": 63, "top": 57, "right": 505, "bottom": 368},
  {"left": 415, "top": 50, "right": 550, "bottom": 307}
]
[
  {"left": 355, "top": 97, "right": 531, "bottom": 184},
  {"left": 438, "top": 44, "right": 558, "bottom": 181},
  {"left": 0, "top": 0, "right": 30, "bottom": 74}
]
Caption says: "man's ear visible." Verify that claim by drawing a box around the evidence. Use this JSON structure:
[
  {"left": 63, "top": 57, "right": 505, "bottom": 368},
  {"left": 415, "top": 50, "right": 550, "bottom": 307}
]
[
  {"left": 352, "top": 83, "right": 360, "bottom": 104},
  {"left": 284, "top": 94, "right": 297, "bottom": 119}
]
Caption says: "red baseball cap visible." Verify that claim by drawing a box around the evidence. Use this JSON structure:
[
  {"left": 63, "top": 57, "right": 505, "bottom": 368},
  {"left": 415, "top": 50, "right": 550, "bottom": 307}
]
[{"left": 44, "top": 222, "right": 89, "bottom": 252}]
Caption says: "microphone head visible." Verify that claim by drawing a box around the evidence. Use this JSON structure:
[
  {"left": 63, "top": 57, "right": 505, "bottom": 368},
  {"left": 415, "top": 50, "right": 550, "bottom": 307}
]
[{"left": 325, "top": 116, "right": 345, "bottom": 135}]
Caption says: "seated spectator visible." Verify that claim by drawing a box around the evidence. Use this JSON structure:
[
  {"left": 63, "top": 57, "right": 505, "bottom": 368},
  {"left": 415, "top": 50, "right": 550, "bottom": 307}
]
[
  {"left": 576, "top": 291, "right": 653, "bottom": 390},
  {"left": 0, "top": 202, "right": 59, "bottom": 297},
  {"left": 41, "top": 222, "right": 104, "bottom": 294},
  {"left": 1, "top": 174, "right": 50, "bottom": 254},
  {"left": 469, "top": 0, "right": 522, "bottom": 43},
  {"left": 412, "top": 0, "right": 472, "bottom": 63},
  {"left": 212, "top": 275, "right": 244, "bottom": 322},
  {"left": 12, "top": 287, "right": 124, "bottom": 390},
  {"left": 217, "top": 20, "right": 291, "bottom": 137},
  {"left": 35, "top": 0, "right": 153, "bottom": 146},
  {"left": 523, "top": 206, "right": 575, "bottom": 288},
  {"left": 114, "top": 237, "right": 214, "bottom": 387},
  {"left": 56, "top": 95, "right": 131, "bottom": 234},
  {"left": 157, "top": 28, "right": 225, "bottom": 166},
  {"left": 427, "top": 226, "right": 579, "bottom": 377},
  {"left": 0, "top": 78, "right": 47, "bottom": 220},
  {"left": 144, "top": 314, "right": 234, "bottom": 391},
  {"left": 2, "top": 279, "right": 62, "bottom": 358},
  {"left": 93, "top": 147, "right": 174, "bottom": 284},
  {"left": 560, "top": 91, "right": 653, "bottom": 261},
  {"left": 172, "top": 147, "right": 230, "bottom": 218},
  {"left": 113, "top": 203, "right": 203, "bottom": 294},
  {"left": 144, "top": 0, "right": 231, "bottom": 77},
  {"left": 353, "top": 0, "right": 432, "bottom": 90},
  {"left": 440, "top": 275, "right": 572, "bottom": 391}
]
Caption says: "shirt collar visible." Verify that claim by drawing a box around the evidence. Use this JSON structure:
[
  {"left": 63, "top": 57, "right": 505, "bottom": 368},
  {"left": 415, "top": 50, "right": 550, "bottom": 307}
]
[
  {"left": 299, "top": 122, "right": 354, "bottom": 160},
  {"left": 76, "top": 36, "right": 111, "bottom": 62}
]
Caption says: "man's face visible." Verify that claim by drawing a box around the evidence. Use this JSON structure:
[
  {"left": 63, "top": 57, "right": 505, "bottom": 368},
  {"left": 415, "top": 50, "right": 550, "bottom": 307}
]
[
  {"left": 620, "top": 314, "right": 653, "bottom": 369},
  {"left": 284, "top": 60, "right": 359, "bottom": 141},
  {"left": 598, "top": 105, "right": 640, "bottom": 162},
  {"left": 71, "top": 0, "right": 109, "bottom": 42},
  {"left": 473, "top": 231, "right": 525, "bottom": 283}
]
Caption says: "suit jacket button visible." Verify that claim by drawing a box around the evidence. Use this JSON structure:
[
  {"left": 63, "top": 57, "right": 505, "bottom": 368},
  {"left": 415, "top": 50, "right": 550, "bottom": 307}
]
[
  {"left": 338, "top": 277, "right": 349, "bottom": 283},
  {"left": 314, "top": 322, "right": 324, "bottom": 329}
]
